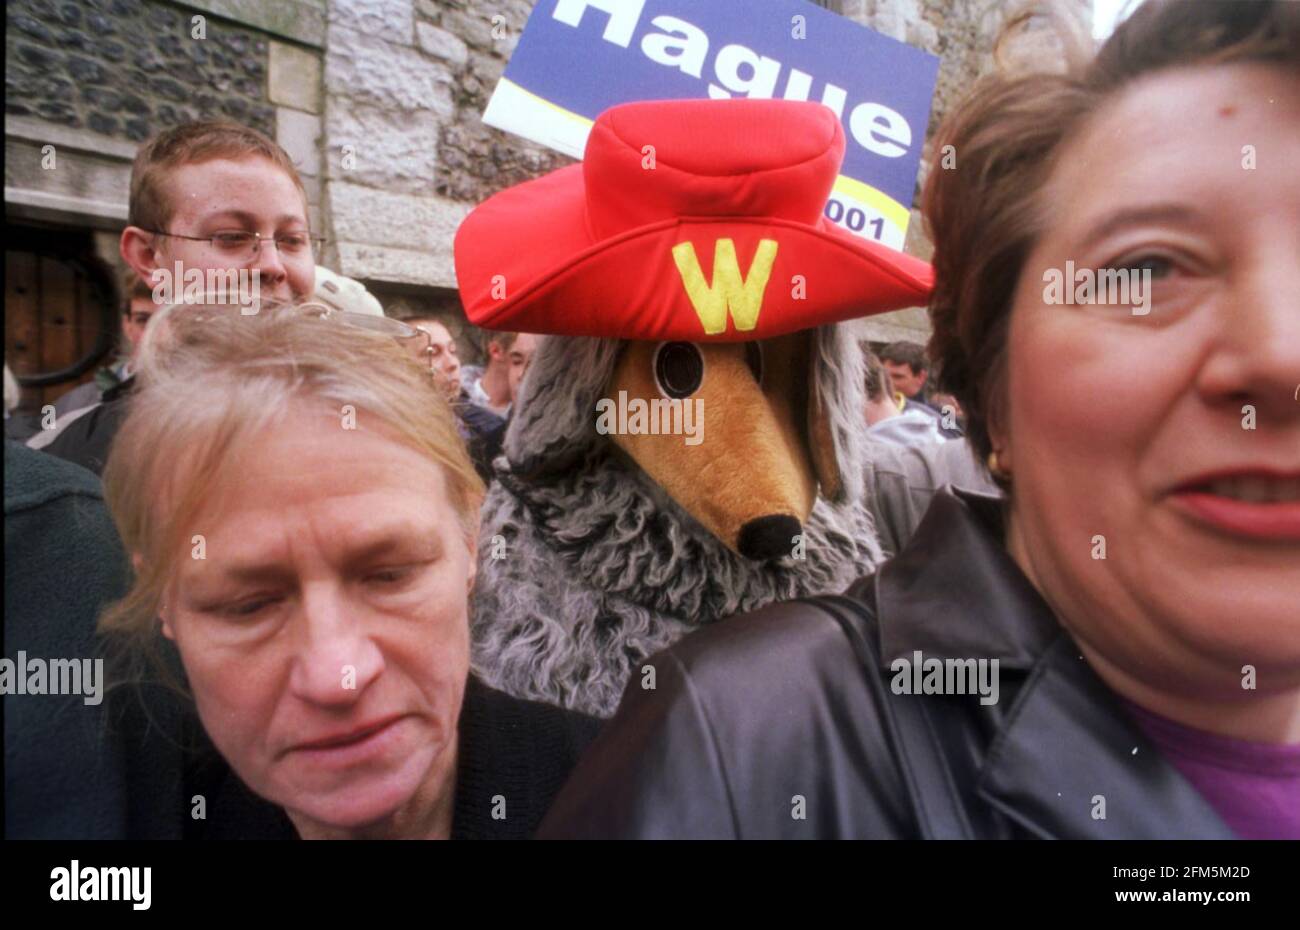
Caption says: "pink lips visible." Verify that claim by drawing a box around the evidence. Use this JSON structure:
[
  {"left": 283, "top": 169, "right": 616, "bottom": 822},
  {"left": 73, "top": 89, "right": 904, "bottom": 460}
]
[
  {"left": 290, "top": 715, "right": 408, "bottom": 767},
  {"left": 1168, "top": 469, "right": 1300, "bottom": 541}
]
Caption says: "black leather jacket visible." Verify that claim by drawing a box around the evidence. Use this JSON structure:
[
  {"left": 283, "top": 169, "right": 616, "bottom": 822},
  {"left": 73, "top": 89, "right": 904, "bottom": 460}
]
[{"left": 538, "top": 489, "right": 1236, "bottom": 839}]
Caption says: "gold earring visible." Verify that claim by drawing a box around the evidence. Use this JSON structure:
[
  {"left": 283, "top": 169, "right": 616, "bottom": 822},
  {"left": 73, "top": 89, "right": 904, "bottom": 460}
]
[{"left": 987, "top": 449, "right": 1010, "bottom": 479}]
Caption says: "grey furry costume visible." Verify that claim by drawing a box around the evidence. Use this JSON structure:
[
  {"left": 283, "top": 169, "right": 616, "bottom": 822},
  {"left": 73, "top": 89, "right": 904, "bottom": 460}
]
[{"left": 470, "top": 322, "right": 884, "bottom": 718}]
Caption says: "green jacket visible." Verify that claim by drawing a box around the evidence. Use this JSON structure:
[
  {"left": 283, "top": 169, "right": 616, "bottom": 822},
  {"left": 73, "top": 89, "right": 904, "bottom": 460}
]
[{"left": 3, "top": 441, "right": 185, "bottom": 838}]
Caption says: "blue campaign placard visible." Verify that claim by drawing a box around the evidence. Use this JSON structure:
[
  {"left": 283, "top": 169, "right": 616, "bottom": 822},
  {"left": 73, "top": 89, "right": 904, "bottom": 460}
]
[{"left": 483, "top": 0, "right": 940, "bottom": 250}]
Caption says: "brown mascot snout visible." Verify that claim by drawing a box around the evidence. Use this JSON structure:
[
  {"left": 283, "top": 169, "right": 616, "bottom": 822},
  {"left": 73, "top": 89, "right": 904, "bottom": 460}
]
[{"left": 606, "top": 332, "right": 842, "bottom": 560}]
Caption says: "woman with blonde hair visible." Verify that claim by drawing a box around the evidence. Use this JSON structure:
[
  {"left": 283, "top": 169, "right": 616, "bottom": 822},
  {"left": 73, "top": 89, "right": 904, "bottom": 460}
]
[{"left": 100, "top": 303, "right": 598, "bottom": 839}]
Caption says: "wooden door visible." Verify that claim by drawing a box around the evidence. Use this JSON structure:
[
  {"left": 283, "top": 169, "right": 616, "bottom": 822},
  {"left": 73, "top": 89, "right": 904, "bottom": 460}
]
[{"left": 4, "top": 226, "right": 118, "bottom": 413}]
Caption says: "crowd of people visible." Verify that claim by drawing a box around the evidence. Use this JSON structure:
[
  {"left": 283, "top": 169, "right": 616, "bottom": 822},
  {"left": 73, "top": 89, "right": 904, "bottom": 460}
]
[{"left": 4, "top": 0, "right": 1297, "bottom": 840}]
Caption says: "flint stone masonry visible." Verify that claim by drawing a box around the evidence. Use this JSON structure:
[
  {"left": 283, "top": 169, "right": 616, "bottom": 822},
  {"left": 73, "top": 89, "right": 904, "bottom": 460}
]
[
  {"left": 5, "top": 0, "right": 277, "bottom": 141},
  {"left": 5, "top": 0, "right": 327, "bottom": 293},
  {"left": 420, "top": 0, "right": 570, "bottom": 209}
]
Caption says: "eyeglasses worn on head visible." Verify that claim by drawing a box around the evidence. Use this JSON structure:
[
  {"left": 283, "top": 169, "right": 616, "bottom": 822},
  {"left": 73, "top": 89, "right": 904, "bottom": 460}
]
[
  {"left": 166, "top": 301, "right": 437, "bottom": 378},
  {"left": 296, "top": 303, "right": 435, "bottom": 367}
]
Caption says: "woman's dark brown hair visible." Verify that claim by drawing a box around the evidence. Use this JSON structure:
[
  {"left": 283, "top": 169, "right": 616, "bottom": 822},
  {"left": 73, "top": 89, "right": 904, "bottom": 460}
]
[{"left": 923, "top": 0, "right": 1299, "bottom": 482}]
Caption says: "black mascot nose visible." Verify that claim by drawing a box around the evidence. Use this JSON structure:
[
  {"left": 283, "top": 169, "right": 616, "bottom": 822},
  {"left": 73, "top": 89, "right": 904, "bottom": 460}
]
[{"left": 737, "top": 515, "right": 802, "bottom": 561}]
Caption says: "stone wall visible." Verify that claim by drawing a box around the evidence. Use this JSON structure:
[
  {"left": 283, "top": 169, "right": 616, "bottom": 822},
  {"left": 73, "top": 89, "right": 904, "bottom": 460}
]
[
  {"left": 5, "top": 0, "right": 275, "bottom": 141},
  {"left": 319, "top": 0, "right": 572, "bottom": 347},
  {"left": 316, "top": 1, "right": 561, "bottom": 351},
  {"left": 5, "top": 0, "right": 326, "bottom": 233},
  {"left": 7, "top": 0, "right": 1090, "bottom": 348},
  {"left": 426, "top": 1, "right": 573, "bottom": 203},
  {"left": 835, "top": 0, "right": 1091, "bottom": 342}
]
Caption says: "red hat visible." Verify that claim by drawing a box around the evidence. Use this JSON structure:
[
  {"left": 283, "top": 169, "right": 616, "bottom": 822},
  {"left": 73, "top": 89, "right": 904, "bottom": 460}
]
[{"left": 454, "top": 98, "right": 932, "bottom": 342}]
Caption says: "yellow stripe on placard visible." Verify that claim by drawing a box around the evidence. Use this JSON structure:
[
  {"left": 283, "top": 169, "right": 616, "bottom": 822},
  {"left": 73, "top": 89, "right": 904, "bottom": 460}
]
[
  {"left": 832, "top": 175, "right": 910, "bottom": 231},
  {"left": 497, "top": 77, "right": 595, "bottom": 133}
]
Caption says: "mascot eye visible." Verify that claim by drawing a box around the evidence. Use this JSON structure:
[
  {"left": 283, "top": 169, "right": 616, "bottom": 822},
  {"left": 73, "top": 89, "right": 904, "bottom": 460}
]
[
  {"left": 653, "top": 342, "right": 704, "bottom": 399},
  {"left": 744, "top": 342, "right": 763, "bottom": 384}
]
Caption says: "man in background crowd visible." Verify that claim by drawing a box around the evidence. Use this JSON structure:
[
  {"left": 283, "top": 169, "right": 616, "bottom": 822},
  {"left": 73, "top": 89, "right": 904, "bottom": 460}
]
[
  {"left": 28, "top": 120, "right": 318, "bottom": 474},
  {"left": 878, "top": 339, "right": 962, "bottom": 439},
  {"left": 409, "top": 316, "right": 506, "bottom": 481},
  {"left": 52, "top": 273, "right": 157, "bottom": 422},
  {"left": 411, "top": 316, "right": 464, "bottom": 402},
  {"left": 879, "top": 340, "right": 932, "bottom": 406},
  {"left": 863, "top": 349, "right": 946, "bottom": 447},
  {"left": 460, "top": 331, "right": 538, "bottom": 418}
]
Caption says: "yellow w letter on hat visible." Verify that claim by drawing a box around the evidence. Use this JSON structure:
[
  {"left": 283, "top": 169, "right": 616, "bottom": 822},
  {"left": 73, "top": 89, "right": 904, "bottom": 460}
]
[{"left": 672, "top": 239, "right": 779, "bottom": 335}]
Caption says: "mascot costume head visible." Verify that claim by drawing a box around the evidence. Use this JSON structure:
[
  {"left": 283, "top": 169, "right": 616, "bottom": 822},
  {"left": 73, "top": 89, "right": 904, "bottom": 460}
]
[{"left": 455, "top": 98, "right": 932, "bottom": 717}]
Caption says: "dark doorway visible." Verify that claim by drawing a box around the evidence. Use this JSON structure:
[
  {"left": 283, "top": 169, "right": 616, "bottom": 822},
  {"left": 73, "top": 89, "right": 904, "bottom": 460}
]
[{"left": 5, "top": 224, "right": 120, "bottom": 414}]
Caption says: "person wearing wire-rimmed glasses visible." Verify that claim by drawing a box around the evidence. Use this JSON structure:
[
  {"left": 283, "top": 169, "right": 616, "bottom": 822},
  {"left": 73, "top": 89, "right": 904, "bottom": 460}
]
[
  {"left": 34, "top": 121, "right": 322, "bottom": 473},
  {"left": 119, "top": 122, "right": 320, "bottom": 308}
]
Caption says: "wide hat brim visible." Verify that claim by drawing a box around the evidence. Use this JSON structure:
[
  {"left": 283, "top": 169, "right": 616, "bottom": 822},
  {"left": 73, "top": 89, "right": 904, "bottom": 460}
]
[{"left": 455, "top": 160, "right": 933, "bottom": 343}]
